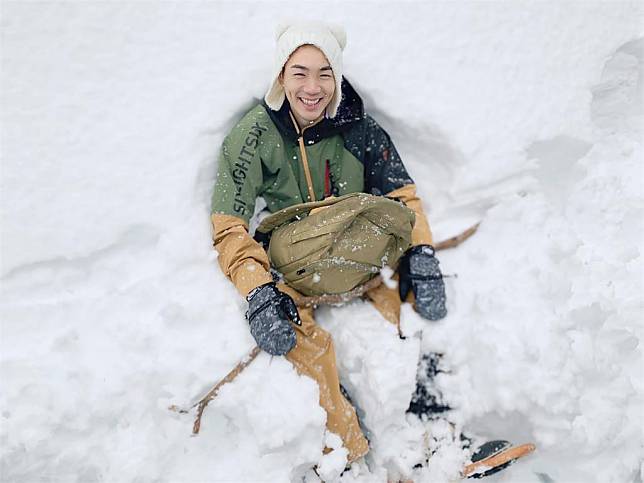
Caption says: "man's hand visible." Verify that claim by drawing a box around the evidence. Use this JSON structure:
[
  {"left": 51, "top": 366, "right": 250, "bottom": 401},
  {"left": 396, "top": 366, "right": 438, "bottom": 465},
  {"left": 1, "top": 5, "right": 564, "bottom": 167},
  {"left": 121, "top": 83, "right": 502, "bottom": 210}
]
[
  {"left": 398, "top": 245, "right": 447, "bottom": 320},
  {"left": 246, "top": 282, "right": 301, "bottom": 356}
]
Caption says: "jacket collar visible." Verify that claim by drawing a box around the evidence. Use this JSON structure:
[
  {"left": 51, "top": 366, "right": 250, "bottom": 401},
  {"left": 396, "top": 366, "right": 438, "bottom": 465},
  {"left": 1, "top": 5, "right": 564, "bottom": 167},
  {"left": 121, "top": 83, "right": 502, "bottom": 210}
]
[{"left": 262, "top": 77, "right": 365, "bottom": 144}]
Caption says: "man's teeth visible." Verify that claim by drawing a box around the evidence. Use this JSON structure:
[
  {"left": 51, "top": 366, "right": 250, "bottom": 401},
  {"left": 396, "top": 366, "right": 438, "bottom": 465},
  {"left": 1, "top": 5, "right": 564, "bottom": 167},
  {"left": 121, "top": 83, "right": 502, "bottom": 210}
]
[{"left": 300, "top": 98, "right": 321, "bottom": 106}]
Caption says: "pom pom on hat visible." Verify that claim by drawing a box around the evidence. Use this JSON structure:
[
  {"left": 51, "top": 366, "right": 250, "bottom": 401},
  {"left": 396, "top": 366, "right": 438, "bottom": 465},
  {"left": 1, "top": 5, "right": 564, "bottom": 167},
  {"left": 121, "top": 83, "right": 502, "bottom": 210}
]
[{"left": 265, "top": 22, "right": 346, "bottom": 118}]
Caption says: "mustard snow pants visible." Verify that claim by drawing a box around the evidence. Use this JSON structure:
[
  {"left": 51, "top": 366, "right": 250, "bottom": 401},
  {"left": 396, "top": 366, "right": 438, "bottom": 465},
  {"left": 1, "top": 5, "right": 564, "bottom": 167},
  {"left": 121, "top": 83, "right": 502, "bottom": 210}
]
[{"left": 278, "top": 281, "right": 404, "bottom": 463}]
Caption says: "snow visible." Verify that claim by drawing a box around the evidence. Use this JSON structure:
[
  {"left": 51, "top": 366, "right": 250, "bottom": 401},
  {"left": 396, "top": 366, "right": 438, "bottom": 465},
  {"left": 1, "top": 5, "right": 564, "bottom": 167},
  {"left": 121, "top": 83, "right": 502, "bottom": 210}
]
[{"left": 1, "top": 2, "right": 643, "bottom": 482}]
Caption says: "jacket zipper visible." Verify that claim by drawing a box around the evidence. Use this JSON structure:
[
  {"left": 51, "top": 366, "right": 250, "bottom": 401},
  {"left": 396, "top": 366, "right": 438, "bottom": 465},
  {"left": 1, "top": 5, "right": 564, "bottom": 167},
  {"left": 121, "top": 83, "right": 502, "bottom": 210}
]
[{"left": 288, "top": 111, "right": 322, "bottom": 202}]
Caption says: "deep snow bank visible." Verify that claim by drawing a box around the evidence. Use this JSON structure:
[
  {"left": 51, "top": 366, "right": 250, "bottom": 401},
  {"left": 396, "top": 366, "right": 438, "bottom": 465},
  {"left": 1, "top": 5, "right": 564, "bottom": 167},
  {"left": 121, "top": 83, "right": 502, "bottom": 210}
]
[{"left": 1, "top": 2, "right": 643, "bottom": 482}]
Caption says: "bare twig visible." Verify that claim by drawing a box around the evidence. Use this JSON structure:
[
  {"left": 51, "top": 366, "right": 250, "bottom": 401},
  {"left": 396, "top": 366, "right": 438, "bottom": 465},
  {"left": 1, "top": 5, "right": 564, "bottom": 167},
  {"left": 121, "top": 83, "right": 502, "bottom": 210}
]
[
  {"left": 167, "top": 404, "right": 189, "bottom": 414},
  {"left": 167, "top": 346, "right": 262, "bottom": 434},
  {"left": 434, "top": 222, "right": 480, "bottom": 250}
]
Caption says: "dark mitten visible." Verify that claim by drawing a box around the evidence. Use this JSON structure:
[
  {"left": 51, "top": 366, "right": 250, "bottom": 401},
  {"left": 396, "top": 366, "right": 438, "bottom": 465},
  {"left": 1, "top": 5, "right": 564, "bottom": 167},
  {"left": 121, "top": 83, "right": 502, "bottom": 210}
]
[
  {"left": 246, "top": 282, "right": 301, "bottom": 356},
  {"left": 398, "top": 245, "right": 447, "bottom": 321}
]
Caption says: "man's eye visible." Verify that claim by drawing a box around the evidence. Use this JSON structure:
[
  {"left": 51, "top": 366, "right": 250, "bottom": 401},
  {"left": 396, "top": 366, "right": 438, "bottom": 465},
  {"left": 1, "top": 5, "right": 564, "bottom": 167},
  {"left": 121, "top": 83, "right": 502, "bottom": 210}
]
[
  {"left": 293, "top": 73, "right": 305, "bottom": 77},
  {"left": 321, "top": 74, "right": 332, "bottom": 78}
]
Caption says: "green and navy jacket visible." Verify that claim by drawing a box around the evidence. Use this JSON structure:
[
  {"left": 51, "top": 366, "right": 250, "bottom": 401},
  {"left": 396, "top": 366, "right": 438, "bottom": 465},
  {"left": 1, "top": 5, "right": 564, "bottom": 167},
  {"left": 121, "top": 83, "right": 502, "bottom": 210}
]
[{"left": 211, "top": 78, "right": 414, "bottom": 224}]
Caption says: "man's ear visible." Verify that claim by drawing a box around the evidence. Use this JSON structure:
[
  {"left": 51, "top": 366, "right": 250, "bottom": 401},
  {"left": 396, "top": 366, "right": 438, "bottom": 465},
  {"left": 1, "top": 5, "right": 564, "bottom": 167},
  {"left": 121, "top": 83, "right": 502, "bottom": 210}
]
[{"left": 278, "top": 70, "right": 284, "bottom": 86}]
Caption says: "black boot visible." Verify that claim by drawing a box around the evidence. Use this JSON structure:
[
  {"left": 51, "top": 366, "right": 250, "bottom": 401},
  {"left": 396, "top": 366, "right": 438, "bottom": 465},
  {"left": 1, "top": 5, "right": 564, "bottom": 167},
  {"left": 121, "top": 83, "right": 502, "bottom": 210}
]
[{"left": 407, "top": 352, "right": 451, "bottom": 419}]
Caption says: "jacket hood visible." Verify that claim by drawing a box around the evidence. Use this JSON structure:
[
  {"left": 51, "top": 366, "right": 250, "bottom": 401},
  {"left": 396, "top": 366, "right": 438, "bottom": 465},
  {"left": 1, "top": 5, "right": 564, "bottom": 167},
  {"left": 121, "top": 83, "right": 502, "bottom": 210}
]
[{"left": 262, "top": 77, "right": 365, "bottom": 144}]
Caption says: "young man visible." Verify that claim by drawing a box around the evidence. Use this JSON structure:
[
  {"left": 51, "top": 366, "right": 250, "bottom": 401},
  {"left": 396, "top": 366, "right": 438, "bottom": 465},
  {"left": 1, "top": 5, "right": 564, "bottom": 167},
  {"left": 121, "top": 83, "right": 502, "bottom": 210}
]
[{"left": 211, "top": 22, "right": 447, "bottom": 464}]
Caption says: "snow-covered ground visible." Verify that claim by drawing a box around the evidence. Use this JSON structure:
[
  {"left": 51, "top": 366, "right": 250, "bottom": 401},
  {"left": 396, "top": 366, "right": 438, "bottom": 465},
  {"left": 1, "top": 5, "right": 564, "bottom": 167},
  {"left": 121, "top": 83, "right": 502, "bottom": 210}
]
[{"left": 1, "top": 2, "right": 643, "bottom": 482}]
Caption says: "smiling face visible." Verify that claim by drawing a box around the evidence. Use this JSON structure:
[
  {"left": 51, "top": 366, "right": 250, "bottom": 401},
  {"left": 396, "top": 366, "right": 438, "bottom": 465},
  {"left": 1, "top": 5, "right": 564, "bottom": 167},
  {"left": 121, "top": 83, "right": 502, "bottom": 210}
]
[{"left": 279, "top": 44, "right": 336, "bottom": 128}]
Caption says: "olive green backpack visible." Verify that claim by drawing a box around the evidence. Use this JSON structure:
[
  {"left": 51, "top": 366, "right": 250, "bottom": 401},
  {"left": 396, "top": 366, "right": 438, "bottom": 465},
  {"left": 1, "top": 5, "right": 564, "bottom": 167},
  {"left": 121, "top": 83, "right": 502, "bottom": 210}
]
[{"left": 255, "top": 193, "right": 415, "bottom": 296}]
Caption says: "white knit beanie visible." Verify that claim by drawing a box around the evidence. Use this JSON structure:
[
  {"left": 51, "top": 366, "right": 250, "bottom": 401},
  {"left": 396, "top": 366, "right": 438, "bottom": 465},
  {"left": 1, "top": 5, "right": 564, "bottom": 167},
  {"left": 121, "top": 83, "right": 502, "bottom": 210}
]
[{"left": 264, "top": 22, "right": 347, "bottom": 118}]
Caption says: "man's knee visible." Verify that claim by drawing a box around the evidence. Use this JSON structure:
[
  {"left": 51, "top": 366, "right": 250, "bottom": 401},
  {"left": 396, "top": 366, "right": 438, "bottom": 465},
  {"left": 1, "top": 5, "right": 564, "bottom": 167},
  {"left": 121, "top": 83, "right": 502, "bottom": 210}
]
[{"left": 366, "top": 282, "right": 402, "bottom": 326}]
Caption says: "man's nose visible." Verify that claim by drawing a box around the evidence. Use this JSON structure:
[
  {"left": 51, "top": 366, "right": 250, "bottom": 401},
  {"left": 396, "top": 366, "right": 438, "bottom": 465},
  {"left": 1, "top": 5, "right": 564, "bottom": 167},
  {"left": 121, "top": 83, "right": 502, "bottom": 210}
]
[{"left": 303, "top": 77, "right": 321, "bottom": 94}]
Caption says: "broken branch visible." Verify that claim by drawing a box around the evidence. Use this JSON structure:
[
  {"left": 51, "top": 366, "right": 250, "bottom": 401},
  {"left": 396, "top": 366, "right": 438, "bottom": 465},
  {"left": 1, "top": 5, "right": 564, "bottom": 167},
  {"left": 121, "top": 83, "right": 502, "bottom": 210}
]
[
  {"left": 168, "top": 345, "right": 262, "bottom": 434},
  {"left": 434, "top": 222, "right": 480, "bottom": 250}
]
